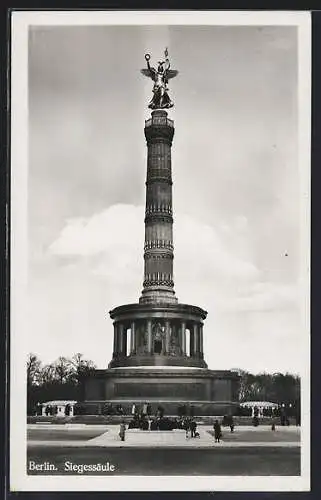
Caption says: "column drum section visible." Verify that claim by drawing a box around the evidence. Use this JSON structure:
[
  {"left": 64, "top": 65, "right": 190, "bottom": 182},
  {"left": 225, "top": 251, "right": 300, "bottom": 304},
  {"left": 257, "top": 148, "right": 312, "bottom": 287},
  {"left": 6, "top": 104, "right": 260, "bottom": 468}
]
[{"left": 140, "top": 110, "right": 177, "bottom": 305}]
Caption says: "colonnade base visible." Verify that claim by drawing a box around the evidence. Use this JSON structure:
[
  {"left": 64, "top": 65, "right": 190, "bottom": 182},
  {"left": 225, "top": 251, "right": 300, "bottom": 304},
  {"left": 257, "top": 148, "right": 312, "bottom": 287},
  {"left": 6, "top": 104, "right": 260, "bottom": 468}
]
[{"left": 109, "top": 302, "right": 208, "bottom": 368}]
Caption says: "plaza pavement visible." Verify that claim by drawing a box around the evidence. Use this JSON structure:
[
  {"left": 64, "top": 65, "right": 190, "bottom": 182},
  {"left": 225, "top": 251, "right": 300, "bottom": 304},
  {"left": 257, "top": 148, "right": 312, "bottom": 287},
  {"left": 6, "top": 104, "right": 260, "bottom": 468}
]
[{"left": 27, "top": 424, "right": 300, "bottom": 449}]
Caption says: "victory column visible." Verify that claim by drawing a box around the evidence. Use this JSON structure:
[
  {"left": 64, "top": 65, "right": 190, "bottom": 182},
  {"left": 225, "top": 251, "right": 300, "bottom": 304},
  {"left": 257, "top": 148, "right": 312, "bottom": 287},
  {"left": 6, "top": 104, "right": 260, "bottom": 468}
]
[{"left": 82, "top": 50, "right": 239, "bottom": 416}]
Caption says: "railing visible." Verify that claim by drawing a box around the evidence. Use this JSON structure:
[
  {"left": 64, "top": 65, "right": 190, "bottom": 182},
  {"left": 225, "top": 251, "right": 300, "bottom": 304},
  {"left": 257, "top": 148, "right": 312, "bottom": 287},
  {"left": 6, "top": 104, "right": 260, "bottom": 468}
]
[
  {"left": 145, "top": 117, "right": 174, "bottom": 128},
  {"left": 145, "top": 204, "right": 172, "bottom": 216},
  {"left": 144, "top": 239, "right": 174, "bottom": 251}
]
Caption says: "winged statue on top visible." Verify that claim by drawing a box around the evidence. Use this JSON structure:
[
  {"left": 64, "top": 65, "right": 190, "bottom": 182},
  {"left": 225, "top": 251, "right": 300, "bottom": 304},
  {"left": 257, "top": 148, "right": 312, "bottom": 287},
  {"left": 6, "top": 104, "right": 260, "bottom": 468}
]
[{"left": 141, "top": 48, "right": 179, "bottom": 109}]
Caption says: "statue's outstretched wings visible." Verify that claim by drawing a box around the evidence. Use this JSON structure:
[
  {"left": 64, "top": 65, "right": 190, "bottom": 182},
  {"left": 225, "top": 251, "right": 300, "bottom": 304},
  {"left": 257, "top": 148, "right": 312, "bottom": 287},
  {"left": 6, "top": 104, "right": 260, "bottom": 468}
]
[
  {"left": 140, "top": 68, "right": 156, "bottom": 81},
  {"left": 165, "top": 69, "right": 179, "bottom": 80}
]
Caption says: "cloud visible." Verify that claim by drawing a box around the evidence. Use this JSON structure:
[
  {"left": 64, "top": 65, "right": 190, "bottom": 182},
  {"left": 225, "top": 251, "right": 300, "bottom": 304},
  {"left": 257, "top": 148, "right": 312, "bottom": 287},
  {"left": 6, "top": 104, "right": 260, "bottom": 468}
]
[
  {"left": 49, "top": 204, "right": 297, "bottom": 314},
  {"left": 50, "top": 205, "right": 144, "bottom": 258},
  {"left": 221, "top": 282, "right": 299, "bottom": 313},
  {"left": 49, "top": 205, "right": 144, "bottom": 300},
  {"left": 28, "top": 203, "right": 303, "bottom": 374}
]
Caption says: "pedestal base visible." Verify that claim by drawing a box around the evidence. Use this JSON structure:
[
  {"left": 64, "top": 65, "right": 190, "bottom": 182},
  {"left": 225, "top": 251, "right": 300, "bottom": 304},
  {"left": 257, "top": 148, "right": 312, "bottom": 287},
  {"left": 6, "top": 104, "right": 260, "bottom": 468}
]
[{"left": 81, "top": 367, "right": 240, "bottom": 416}]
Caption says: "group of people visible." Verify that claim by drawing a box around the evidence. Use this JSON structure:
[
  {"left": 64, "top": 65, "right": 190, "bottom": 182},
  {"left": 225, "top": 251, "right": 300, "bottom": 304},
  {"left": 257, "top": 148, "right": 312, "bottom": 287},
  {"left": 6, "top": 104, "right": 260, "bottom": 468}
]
[
  {"left": 118, "top": 416, "right": 232, "bottom": 444},
  {"left": 128, "top": 413, "right": 194, "bottom": 432},
  {"left": 182, "top": 418, "right": 199, "bottom": 438}
]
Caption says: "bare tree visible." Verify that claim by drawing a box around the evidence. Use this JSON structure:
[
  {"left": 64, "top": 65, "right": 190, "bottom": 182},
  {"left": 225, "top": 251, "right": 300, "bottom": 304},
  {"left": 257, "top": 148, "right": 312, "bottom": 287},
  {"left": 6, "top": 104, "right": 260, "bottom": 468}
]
[
  {"left": 53, "top": 356, "right": 73, "bottom": 384},
  {"left": 39, "top": 363, "right": 56, "bottom": 385},
  {"left": 27, "top": 353, "right": 42, "bottom": 386},
  {"left": 70, "top": 353, "right": 96, "bottom": 382}
]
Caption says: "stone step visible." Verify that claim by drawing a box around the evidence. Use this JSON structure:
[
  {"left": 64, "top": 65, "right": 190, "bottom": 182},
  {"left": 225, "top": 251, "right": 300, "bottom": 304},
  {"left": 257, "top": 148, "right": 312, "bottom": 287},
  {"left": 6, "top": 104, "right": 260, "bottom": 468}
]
[{"left": 126, "top": 429, "right": 187, "bottom": 444}]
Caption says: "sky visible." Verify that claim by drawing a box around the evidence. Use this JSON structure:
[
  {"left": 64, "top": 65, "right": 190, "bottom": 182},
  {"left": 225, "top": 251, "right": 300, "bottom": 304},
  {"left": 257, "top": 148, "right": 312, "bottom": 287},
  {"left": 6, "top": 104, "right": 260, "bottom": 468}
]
[{"left": 27, "top": 24, "right": 307, "bottom": 374}]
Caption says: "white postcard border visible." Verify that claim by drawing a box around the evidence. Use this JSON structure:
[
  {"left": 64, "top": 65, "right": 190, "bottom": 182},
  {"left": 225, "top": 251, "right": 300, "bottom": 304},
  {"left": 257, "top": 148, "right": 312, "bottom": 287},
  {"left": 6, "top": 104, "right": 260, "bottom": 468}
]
[{"left": 10, "top": 9, "right": 311, "bottom": 492}]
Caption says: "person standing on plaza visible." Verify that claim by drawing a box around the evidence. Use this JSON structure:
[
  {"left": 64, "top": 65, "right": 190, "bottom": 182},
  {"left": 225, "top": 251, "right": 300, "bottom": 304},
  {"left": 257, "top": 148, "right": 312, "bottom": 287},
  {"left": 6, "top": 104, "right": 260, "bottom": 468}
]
[
  {"left": 119, "top": 420, "right": 126, "bottom": 442},
  {"left": 183, "top": 417, "right": 190, "bottom": 438},
  {"left": 229, "top": 415, "right": 235, "bottom": 433},
  {"left": 190, "top": 419, "right": 197, "bottom": 438},
  {"left": 213, "top": 420, "right": 222, "bottom": 443}
]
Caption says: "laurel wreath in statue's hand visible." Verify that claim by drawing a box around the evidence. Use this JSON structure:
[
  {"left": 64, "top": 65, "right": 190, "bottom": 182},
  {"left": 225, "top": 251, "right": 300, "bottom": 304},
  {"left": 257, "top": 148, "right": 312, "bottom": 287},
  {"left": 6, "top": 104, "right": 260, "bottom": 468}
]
[{"left": 145, "top": 53, "right": 151, "bottom": 61}]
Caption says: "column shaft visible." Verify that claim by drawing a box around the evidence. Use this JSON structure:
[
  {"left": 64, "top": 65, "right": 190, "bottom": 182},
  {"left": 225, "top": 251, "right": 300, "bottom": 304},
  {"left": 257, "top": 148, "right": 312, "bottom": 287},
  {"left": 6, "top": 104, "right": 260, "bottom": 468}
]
[
  {"left": 123, "top": 325, "right": 128, "bottom": 356},
  {"left": 181, "top": 321, "right": 186, "bottom": 355},
  {"left": 130, "top": 321, "right": 136, "bottom": 354},
  {"left": 118, "top": 323, "right": 124, "bottom": 356},
  {"left": 117, "top": 324, "right": 122, "bottom": 355},
  {"left": 147, "top": 320, "right": 152, "bottom": 354},
  {"left": 193, "top": 323, "right": 199, "bottom": 356},
  {"left": 139, "top": 111, "right": 177, "bottom": 305},
  {"left": 135, "top": 321, "right": 140, "bottom": 352},
  {"left": 165, "top": 320, "right": 171, "bottom": 353},
  {"left": 113, "top": 323, "right": 117, "bottom": 357},
  {"left": 189, "top": 327, "right": 194, "bottom": 357},
  {"left": 199, "top": 324, "right": 204, "bottom": 358}
]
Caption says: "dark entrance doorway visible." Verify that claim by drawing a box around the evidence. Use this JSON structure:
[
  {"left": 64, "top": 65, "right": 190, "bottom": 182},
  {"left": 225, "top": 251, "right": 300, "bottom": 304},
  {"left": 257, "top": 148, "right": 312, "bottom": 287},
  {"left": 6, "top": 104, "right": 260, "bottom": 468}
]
[{"left": 154, "top": 340, "right": 162, "bottom": 354}]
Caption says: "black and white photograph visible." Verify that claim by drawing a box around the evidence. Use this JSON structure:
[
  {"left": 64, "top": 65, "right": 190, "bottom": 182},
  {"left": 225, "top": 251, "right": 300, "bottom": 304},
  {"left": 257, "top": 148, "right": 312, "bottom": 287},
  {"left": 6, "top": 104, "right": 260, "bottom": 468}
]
[{"left": 10, "top": 10, "right": 310, "bottom": 492}]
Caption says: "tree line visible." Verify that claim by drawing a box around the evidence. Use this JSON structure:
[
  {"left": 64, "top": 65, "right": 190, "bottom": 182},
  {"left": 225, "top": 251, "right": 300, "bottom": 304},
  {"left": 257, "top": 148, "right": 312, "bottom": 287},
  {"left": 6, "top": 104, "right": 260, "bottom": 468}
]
[
  {"left": 27, "top": 352, "right": 96, "bottom": 413},
  {"left": 235, "top": 369, "right": 300, "bottom": 405},
  {"left": 27, "top": 353, "right": 300, "bottom": 414}
]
